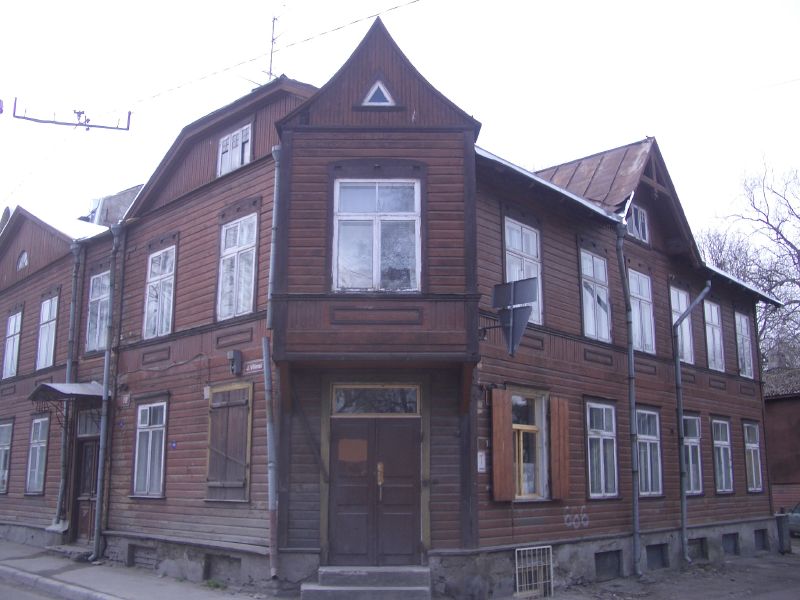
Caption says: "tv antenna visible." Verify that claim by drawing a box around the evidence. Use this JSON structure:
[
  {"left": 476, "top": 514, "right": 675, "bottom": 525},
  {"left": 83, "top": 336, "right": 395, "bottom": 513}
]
[{"left": 12, "top": 98, "right": 132, "bottom": 131}]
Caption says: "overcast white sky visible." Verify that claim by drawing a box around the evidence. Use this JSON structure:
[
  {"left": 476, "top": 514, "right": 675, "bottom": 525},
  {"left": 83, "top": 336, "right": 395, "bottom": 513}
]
[{"left": 1, "top": 0, "right": 798, "bottom": 234}]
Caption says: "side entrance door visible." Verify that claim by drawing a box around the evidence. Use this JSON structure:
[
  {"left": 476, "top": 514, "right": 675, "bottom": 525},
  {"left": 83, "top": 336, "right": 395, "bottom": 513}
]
[
  {"left": 72, "top": 407, "right": 101, "bottom": 544},
  {"left": 329, "top": 416, "right": 421, "bottom": 565}
]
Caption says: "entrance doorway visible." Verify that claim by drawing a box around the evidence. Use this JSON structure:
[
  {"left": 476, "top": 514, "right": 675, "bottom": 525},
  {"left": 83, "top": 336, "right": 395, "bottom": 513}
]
[
  {"left": 72, "top": 408, "right": 100, "bottom": 544},
  {"left": 328, "top": 385, "right": 421, "bottom": 566}
]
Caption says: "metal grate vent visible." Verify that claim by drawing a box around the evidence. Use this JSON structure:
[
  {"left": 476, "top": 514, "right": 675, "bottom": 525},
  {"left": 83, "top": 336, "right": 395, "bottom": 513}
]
[{"left": 515, "top": 545, "right": 553, "bottom": 597}]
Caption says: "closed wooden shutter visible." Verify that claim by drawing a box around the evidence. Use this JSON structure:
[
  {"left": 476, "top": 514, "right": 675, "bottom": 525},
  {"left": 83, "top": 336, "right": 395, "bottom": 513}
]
[
  {"left": 208, "top": 387, "right": 250, "bottom": 501},
  {"left": 549, "top": 395, "right": 570, "bottom": 500},
  {"left": 491, "top": 388, "right": 514, "bottom": 502}
]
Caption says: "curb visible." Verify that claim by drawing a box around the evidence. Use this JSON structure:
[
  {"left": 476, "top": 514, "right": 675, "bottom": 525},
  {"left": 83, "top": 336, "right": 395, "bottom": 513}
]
[{"left": 0, "top": 564, "right": 122, "bottom": 600}]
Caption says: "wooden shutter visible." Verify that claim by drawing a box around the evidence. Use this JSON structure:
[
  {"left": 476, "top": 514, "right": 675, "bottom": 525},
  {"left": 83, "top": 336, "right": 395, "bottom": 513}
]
[
  {"left": 491, "top": 388, "right": 514, "bottom": 501},
  {"left": 208, "top": 387, "right": 250, "bottom": 501},
  {"left": 549, "top": 395, "right": 570, "bottom": 500}
]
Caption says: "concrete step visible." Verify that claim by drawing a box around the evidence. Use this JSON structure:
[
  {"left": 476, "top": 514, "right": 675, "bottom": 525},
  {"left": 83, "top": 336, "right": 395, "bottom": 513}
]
[
  {"left": 300, "top": 584, "right": 431, "bottom": 600},
  {"left": 317, "top": 565, "right": 431, "bottom": 587}
]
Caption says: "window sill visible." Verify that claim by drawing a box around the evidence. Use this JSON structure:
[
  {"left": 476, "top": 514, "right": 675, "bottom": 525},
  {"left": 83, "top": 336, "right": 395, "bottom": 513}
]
[
  {"left": 204, "top": 498, "right": 249, "bottom": 504},
  {"left": 639, "top": 493, "right": 666, "bottom": 500},
  {"left": 512, "top": 496, "right": 553, "bottom": 504},
  {"left": 24, "top": 492, "right": 45, "bottom": 497},
  {"left": 128, "top": 494, "right": 166, "bottom": 500},
  {"left": 588, "top": 495, "right": 621, "bottom": 501}
]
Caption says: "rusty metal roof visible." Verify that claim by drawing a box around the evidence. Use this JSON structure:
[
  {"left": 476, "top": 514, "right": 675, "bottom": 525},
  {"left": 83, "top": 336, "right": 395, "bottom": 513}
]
[
  {"left": 536, "top": 138, "right": 654, "bottom": 212},
  {"left": 29, "top": 382, "right": 104, "bottom": 402}
]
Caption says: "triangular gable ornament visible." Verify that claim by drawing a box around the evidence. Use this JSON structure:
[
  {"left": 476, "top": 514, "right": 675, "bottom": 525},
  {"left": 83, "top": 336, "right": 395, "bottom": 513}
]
[{"left": 362, "top": 80, "right": 395, "bottom": 106}]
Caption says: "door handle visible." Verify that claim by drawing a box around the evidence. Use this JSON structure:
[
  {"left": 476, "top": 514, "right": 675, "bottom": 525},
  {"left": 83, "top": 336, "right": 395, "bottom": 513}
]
[{"left": 377, "top": 461, "right": 384, "bottom": 502}]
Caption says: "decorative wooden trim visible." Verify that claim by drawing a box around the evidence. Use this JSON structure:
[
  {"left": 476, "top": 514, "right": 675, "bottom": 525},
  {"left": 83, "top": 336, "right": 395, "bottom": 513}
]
[
  {"left": 709, "top": 378, "right": 727, "bottom": 391},
  {"left": 215, "top": 328, "right": 254, "bottom": 349},
  {"left": 584, "top": 349, "right": 613, "bottom": 366},
  {"left": 491, "top": 388, "right": 514, "bottom": 502},
  {"left": 330, "top": 306, "right": 422, "bottom": 326},
  {"left": 550, "top": 395, "right": 570, "bottom": 500},
  {"left": 218, "top": 195, "right": 262, "bottom": 224},
  {"left": 634, "top": 361, "right": 657, "bottom": 376},
  {"left": 141, "top": 347, "right": 170, "bottom": 365}
]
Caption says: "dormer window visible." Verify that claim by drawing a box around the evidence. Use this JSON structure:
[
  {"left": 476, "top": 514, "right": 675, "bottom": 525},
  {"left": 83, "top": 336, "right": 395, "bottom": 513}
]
[
  {"left": 627, "top": 205, "right": 649, "bottom": 243},
  {"left": 217, "top": 124, "right": 251, "bottom": 177},
  {"left": 361, "top": 81, "right": 395, "bottom": 107},
  {"left": 16, "top": 251, "right": 28, "bottom": 271}
]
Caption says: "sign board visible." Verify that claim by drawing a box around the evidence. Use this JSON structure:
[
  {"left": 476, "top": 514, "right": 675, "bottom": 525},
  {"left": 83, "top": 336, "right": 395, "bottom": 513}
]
[
  {"left": 492, "top": 277, "right": 537, "bottom": 356},
  {"left": 245, "top": 359, "right": 264, "bottom": 375}
]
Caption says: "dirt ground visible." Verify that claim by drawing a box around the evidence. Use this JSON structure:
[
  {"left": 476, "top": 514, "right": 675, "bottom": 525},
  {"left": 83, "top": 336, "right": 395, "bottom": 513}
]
[{"left": 553, "top": 538, "right": 800, "bottom": 600}]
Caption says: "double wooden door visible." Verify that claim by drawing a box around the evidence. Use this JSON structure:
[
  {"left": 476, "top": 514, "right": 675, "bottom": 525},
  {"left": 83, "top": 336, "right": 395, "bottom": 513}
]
[{"left": 329, "top": 417, "right": 420, "bottom": 566}]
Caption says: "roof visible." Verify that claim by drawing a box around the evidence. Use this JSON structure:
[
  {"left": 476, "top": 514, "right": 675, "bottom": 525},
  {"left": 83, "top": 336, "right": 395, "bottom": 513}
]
[
  {"left": 0, "top": 205, "right": 107, "bottom": 255},
  {"left": 764, "top": 368, "right": 800, "bottom": 398},
  {"left": 83, "top": 185, "right": 143, "bottom": 226},
  {"left": 536, "top": 138, "right": 654, "bottom": 212},
  {"left": 28, "top": 381, "right": 104, "bottom": 402},
  {"left": 704, "top": 263, "right": 782, "bottom": 306}
]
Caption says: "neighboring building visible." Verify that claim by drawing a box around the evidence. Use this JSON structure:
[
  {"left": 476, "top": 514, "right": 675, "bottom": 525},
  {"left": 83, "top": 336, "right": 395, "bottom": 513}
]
[
  {"left": 0, "top": 19, "right": 780, "bottom": 598},
  {"left": 764, "top": 367, "right": 800, "bottom": 511},
  {"left": 80, "top": 185, "right": 143, "bottom": 227}
]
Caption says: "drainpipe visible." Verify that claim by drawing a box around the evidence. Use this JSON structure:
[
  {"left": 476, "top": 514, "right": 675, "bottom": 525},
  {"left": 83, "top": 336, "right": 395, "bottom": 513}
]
[
  {"left": 264, "top": 144, "right": 281, "bottom": 578},
  {"left": 54, "top": 242, "right": 83, "bottom": 526},
  {"left": 90, "top": 224, "right": 121, "bottom": 561},
  {"left": 615, "top": 199, "right": 642, "bottom": 577},
  {"left": 673, "top": 280, "right": 711, "bottom": 564}
]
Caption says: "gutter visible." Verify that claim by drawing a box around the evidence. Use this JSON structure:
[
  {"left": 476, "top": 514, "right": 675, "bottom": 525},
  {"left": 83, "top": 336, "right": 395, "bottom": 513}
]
[{"left": 672, "top": 280, "right": 711, "bottom": 564}]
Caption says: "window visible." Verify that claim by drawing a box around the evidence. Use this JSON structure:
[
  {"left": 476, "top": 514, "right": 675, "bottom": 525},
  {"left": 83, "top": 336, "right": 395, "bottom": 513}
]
[
  {"left": 217, "top": 214, "right": 256, "bottom": 320},
  {"left": 712, "top": 419, "right": 733, "bottom": 493},
  {"left": 144, "top": 246, "right": 175, "bottom": 339},
  {"left": 36, "top": 296, "right": 58, "bottom": 370},
  {"left": 362, "top": 80, "right": 395, "bottom": 106},
  {"left": 683, "top": 416, "right": 703, "bottom": 495},
  {"left": 3, "top": 311, "right": 22, "bottom": 379},
  {"left": 333, "top": 385, "right": 419, "bottom": 415},
  {"left": 735, "top": 312, "right": 754, "bottom": 378},
  {"left": 511, "top": 394, "right": 548, "bottom": 499},
  {"left": 16, "top": 251, "right": 28, "bottom": 270},
  {"left": 587, "top": 402, "right": 617, "bottom": 498},
  {"left": 207, "top": 384, "right": 251, "bottom": 501},
  {"left": 743, "top": 422, "right": 762, "bottom": 492},
  {"left": 86, "top": 271, "right": 110, "bottom": 352},
  {"left": 581, "top": 250, "right": 610, "bottom": 341},
  {"left": 333, "top": 180, "right": 421, "bottom": 292},
  {"left": 637, "top": 409, "right": 662, "bottom": 496},
  {"left": 134, "top": 402, "right": 166, "bottom": 496},
  {"left": 627, "top": 205, "right": 649, "bottom": 243},
  {"left": 505, "top": 217, "right": 542, "bottom": 324},
  {"left": 26, "top": 416, "right": 49, "bottom": 493},
  {"left": 670, "top": 286, "right": 694, "bottom": 364},
  {"left": 705, "top": 301, "right": 724, "bottom": 371},
  {"left": 629, "top": 270, "right": 655, "bottom": 353},
  {"left": 0, "top": 422, "right": 11, "bottom": 493},
  {"left": 217, "top": 124, "right": 251, "bottom": 177}
]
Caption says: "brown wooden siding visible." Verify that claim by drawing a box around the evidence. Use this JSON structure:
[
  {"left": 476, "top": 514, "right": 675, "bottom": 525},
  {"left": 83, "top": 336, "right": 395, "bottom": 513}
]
[{"left": 0, "top": 219, "right": 71, "bottom": 292}]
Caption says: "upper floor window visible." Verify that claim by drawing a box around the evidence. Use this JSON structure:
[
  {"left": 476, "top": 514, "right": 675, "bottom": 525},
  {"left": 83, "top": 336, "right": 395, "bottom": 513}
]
[
  {"left": 333, "top": 180, "right": 420, "bottom": 292},
  {"left": 86, "top": 271, "right": 110, "bottom": 352},
  {"left": 0, "top": 421, "right": 12, "bottom": 494},
  {"left": 217, "top": 124, "right": 251, "bottom": 177},
  {"left": 217, "top": 214, "right": 256, "bottom": 320},
  {"left": 134, "top": 402, "right": 167, "bottom": 497},
  {"left": 3, "top": 311, "right": 22, "bottom": 379},
  {"left": 627, "top": 205, "right": 649, "bottom": 243},
  {"left": 743, "top": 422, "right": 762, "bottom": 492},
  {"left": 683, "top": 415, "right": 703, "bottom": 495},
  {"left": 144, "top": 246, "right": 176, "bottom": 339},
  {"left": 505, "top": 217, "right": 542, "bottom": 324},
  {"left": 16, "top": 251, "right": 28, "bottom": 270},
  {"left": 704, "top": 300, "right": 724, "bottom": 371},
  {"left": 712, "top": 418, "right": 733, "bottom": 493},
  {"left": 629, "top": 269, "right": 655, "bottom": 354},
  {"left": 26, "top": 416, "right": 49, "bottom": 494},
  {"left": 670, "top": 286, "right": 694, "bottom": 364},
  {"left": 362, "top": 81, "right": 396, "bottom": 107},
  {"left": 637, "top": 409, "right": 662, "bottom": 496},
  {"left": 735, "top": 312, "right": 753, "bottom": 378},
  {"left": 581, "top": 250, "right": 610, "bottom": 342},
  {"left": 587, "top": 402, "right": 617, "bottom": 498},
  {"left": 36, "top": 296, "right": 58, "bottom": 370}
]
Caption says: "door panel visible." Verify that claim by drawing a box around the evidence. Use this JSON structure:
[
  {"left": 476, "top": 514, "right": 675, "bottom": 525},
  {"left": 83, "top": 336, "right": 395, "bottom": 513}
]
[{"left": 74, "top": 439, "right": 99, "bottom": 543}]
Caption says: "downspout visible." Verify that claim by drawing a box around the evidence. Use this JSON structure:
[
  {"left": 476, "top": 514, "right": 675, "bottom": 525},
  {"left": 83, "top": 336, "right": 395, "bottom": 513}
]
[
  {"left": 90, "top": 224, "right": 121, "bottom": 561},
  {"left": 53, "top": 242, "right": 83, "bottom": 526},
  {"left": 615, "top": 193, "right": 642, "bottom": 577},
  {"left": 264, "top": 144, "right": 281, "bottom": 579},
  {"left": 673, "top": 280, "right": 711, "bottom": 565}
]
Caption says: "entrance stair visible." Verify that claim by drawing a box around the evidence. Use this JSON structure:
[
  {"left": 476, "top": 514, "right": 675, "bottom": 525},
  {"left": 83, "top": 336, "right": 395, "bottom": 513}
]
[{"left": 301, "top": 565, "right": 431, "bottom": 600}]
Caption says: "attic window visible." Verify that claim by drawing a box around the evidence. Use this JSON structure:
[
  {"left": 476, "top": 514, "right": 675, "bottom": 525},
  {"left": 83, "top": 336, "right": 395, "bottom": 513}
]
[
  {"left": 626, "top": 205, "right": 649, "bottom": 243},
  {"left": 362, "top": 81, "right": 395, "bottom": 107},
  {"left": 16, "top": 251, "right": 28, "bottom": 271},
  {"left": 217, "top": 124, "right": 252, "bottom": 177}
]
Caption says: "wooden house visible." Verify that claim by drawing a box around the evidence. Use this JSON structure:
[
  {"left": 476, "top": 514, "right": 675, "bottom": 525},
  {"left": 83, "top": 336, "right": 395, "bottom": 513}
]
[{"left": 0, "top": 18, "right": 780, "bottom": 599}]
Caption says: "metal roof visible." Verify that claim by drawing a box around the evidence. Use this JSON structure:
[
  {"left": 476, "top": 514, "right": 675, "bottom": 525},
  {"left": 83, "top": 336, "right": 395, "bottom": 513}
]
[
  {"left": 704, "top": 263, "right": 782, "bottom": 306},
  {"left": 29, "top": 382, "right": 104, "bottom": 402}
]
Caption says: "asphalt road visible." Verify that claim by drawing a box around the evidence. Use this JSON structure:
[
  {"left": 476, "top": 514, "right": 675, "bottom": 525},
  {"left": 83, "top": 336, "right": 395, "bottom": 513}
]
[{"left": 0, "top": 579, "right": 59, "bottom": 599}]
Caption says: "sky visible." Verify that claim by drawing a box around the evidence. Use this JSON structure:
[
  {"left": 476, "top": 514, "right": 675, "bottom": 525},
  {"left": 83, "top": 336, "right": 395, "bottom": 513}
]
[{"left": 1, "top": 0, "right": 798, "bottom": 235}]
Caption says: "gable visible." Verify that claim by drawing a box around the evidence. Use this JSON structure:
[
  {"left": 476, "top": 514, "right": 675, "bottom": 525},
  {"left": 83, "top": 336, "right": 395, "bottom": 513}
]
[{"left": 279, "top": 19, "right": 481, "bottom": 136}]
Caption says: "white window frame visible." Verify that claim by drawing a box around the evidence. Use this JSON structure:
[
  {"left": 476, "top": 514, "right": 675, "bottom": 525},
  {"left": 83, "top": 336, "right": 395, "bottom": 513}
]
[
  {"left": 143, "top": 246, "right": 176, "bottom": 339},
  {"left": 36, "top": 296, "right": 58, "bottom": 370},
  {"left": 735, "top": 312, "right": 754, "bottom": 379},
  {"left": 26, "top": 416, "right": 49, "bottom": 494},
  {"left": 636, "top": 409, "right": 662, "bottom": 496},
  {"left": 683, "top": 415, "right": 703, "bottom": 495},
  {"left": 627, "top": 205, "right": 649, "bottom": 243},
  {"left": 712, "top": 418, "right": 733, "bottom": 493},
  {"left": 217, "top": 123, "right": 251, "bottom": 177},
  {"left": 581, "top": 249, "right": 611, "bottom": 342},
  {"left": 511, "top": 393, "right": 549, "bottom": 500},
  {"left": 629, "top": 269, "right": 655, "bottom": 354},
  {"left": 16, "top": 251, "right": 28, "bottom": 270},
  {"left": 332, "top": 179, "right": 421, "bottom": 292},
  {"left": 743, "top": 422, "right": 762, "bottom": 492},
  {"left": 217, "top": 214, "right": 257, "bottom": 320},
  {"left": 586, "top": 402, "right": 617, "bottom": 498},
  {"left": 362, "top": 80, "right": 396, "bottom": 106},
  {"left": 3, "top": 311, "right": 22, "bottom": 379},
  {"left": 134, "top": 402, "right": 167, "bottom": 497},
  {"left": 505, "top": 217, "right": 542, "bottom": 324},
  {"left": 705, "top": 300, "right": 725, "bottom": 372},
  {"left": 86, "top": 271, "right": 110, "bottom": 352},
  {"left": 670, "top": 286, "right": 694, "bottom": 364},
  {"left": 0, "top": 422, "right": 12, "bottom": 494}
]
